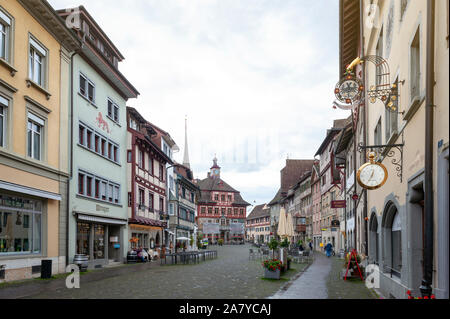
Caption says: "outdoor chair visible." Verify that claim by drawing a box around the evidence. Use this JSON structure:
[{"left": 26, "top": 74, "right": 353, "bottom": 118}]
[{"left": 249, "top": 248, "right": 255, "bottom": 260}]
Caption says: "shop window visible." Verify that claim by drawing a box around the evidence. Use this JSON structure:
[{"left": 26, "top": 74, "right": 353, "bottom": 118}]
[
  {"left": 0, "top": 195, "right": 42, "bottom": 255},
  {"left": 76, "top": 222, "right": 90, "bottom": 255},
  {"left": 93, "top": 224, "right": 105, "bottom": 259}
]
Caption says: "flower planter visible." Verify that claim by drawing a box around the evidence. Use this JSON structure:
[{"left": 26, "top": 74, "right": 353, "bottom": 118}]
[{"left": 264, "top": 268, "right": 281, "bottom": 280}]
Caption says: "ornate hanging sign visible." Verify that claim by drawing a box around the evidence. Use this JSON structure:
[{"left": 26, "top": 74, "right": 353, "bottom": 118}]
[
  {"left": 344, "top": 55, "right": 399, "bottom": 113},
  {"left": 334, "top": 70, "right": 364, "bottom": 105}
]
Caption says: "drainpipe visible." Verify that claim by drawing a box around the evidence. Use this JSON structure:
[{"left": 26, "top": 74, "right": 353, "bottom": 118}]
[
  {"left": 66, "top": 49, "right": 79, "bottom": 267},
  {"left": 420, "top": 0, "right": 435, "bottom": 298},
  {"left": 360, "top": 0, "right": 369, "bottom": 257}
]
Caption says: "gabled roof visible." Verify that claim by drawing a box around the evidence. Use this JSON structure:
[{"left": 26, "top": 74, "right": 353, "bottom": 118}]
[
  {"left": 197, "top": 177, "right": 250, "bottom": 206},
  {"left": 315, "top": 118, "right": 350, "bottom": 156},
  {"left": 247, "top": 204, "right": 270, "bottom": 220},
  {"left": 334, "top": 123, "right": 353, "bottom": 155},
  {"left": 281, "top": 159, "right": 315, "bottom": 193},
  {"left": 268, "top": 188, "right": 283, "bottom": 206}
]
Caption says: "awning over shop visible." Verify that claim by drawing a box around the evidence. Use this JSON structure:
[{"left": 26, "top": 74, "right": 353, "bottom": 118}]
[
  {"left": 176, "top": 237, "right": 189, "bottom": 241},
  {"left": 77, "top": 213, "right": 127, "bottom": 225},
  {"left": 129, "top": 216, "right": 166, "bottom": 228},
  {"left": 0, "top": 181, "right": 62, "bottom": 201}
]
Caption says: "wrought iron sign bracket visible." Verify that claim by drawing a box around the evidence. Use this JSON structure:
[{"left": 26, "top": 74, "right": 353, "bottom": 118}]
[{"left": 357, "top": 142, "right": 404, "bottom": 183}]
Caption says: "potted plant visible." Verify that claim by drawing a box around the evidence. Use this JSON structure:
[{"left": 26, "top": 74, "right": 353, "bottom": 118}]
[
  {"left": 280, "top": 238, "right": 289, "bottom": 248},
  {"left": 262, "top": 259, "right": 283, "bottom": 279}
]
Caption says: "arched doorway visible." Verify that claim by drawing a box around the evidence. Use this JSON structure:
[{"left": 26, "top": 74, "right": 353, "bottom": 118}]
[
  {"left": 369, "top": 212, "right": 379, "bottom": 265},
  {"left": 382, "top": 202, "right": 402, "bottom": 278}
]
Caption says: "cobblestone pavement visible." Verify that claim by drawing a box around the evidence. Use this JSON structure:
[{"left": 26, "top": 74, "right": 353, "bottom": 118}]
[
  {"left": 270, "top": 252, "right": 378, "bottom": 299},
  {"left": 2, "top": 244, "right": 307, "bottom": 299},
  {"left": 326, "top": 253, "right": 379, "bottom": 299},
  {"left": 270, "top": 251, "right": 329, "bottom": 299}
]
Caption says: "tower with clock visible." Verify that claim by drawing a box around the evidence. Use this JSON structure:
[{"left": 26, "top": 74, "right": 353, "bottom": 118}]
[{"left": 210, "top": 156, "right": 221, "bottom": 179}]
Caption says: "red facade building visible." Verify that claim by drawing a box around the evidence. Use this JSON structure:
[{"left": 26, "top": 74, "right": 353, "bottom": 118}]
[
  {"left": 126, "top": 107, "right": 172, "bottom": 252},
  {"left": 196, "top": 158, "right": 250, "bottom": 244}
]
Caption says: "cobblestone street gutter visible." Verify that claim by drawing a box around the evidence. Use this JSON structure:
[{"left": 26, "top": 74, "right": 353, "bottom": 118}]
[{"left": 326, "top": 253, "right": 379, "bottom": 299}]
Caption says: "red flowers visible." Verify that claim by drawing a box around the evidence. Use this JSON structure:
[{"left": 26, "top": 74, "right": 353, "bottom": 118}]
[
  {"left": 263, "top": 259, "right": 283, "bottom": 271},
  {"left": 406, "top": 289, "right": 436, "bottom": 299}
]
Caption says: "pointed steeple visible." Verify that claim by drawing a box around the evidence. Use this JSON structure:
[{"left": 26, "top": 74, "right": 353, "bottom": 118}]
[{"left": 183, "top": 116, "right": 190, "bottom": 168}]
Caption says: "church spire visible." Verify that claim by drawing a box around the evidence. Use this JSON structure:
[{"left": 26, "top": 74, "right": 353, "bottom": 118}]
[{"left": 183, "top": 116, "right": 190, "bottom": 168}]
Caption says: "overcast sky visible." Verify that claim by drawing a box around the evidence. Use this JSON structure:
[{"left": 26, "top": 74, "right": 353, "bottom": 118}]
[{"left": 49, "top": 0, "right": 349, "bottom": 210}]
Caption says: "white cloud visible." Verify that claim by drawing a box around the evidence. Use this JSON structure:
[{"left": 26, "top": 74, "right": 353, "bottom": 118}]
[{"left": 49, "top": 0, "right": 349, "bottom": 204}]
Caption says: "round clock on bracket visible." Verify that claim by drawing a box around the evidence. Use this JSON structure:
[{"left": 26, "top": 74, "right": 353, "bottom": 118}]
[{"left": 356, "top": 152, "right": 388, "bottom": 190}]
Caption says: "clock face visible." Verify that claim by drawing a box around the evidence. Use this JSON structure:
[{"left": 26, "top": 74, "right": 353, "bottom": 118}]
[{"left": 357, "top": 162, "right": 388, "bottom": 190}]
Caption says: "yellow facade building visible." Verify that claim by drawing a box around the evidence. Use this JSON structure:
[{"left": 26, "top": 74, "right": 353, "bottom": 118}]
[{"left": 0, "top": 0, "right": 78, "bottom": 282}]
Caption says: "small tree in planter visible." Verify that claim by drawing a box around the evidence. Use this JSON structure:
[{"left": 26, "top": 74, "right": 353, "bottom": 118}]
[
  {"left": 262, "top": 259, "right": 283, "bottom": 279},
  {"left": 279, "top": 238, "right": 289, "bottom": 271},
  {"left": 280, "top": 238, "right": 289, "bottom": 248},
  {"left": 268, "top": 238, "right": 279, "bottom": 259}
]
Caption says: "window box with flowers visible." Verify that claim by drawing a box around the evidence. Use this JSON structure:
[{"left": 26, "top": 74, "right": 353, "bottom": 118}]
[{"left": 262, "top": 259, "right": 283, "bottom": 279}]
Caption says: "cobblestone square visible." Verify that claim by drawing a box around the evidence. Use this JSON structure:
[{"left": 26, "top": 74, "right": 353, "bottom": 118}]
[{"left": 23, "top": 244, "right": 306, "bottom": 299}]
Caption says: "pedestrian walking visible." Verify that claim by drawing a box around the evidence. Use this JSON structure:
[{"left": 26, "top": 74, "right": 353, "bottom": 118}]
[
  {"left": 325, "top": 242, "right": 333, "bottom": 258},
  {"left": 309, "top": 241, "right": 313, "bottom": 251}
]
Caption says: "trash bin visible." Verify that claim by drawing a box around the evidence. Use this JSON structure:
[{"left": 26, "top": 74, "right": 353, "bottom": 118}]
[{"left": 41, "top": 259, "right": 52, "bottom": 279}]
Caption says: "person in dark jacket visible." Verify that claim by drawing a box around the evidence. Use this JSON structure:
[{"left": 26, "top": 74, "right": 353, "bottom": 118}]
[{"left": 325, "top": 242, "right": 333, "bottom": 257}]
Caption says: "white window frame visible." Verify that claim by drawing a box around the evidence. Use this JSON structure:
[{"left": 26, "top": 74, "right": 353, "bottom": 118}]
[
  {"left": 0, "top": 94, "right": 8, "bottom": 147},
  {"left": 27, "top": 113, "right": 44, "bottom": 160},
  {"left": 0, "top": 8, "right": 12, "bottom": 62},
  {"left": 79, "top": 72, "right": 95, "bottom": 104},
  {"left": 107, "top": 98, "right": 119, "bottom": 123},
  {"left": 78, "top": 121, "right": 120, "bottom": 164},
  {"left": 28, "top": 36, "right": 47, "bottom": 88},
  {"left": 78, "top": 169, "right": 121, "bottom": 205}
]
